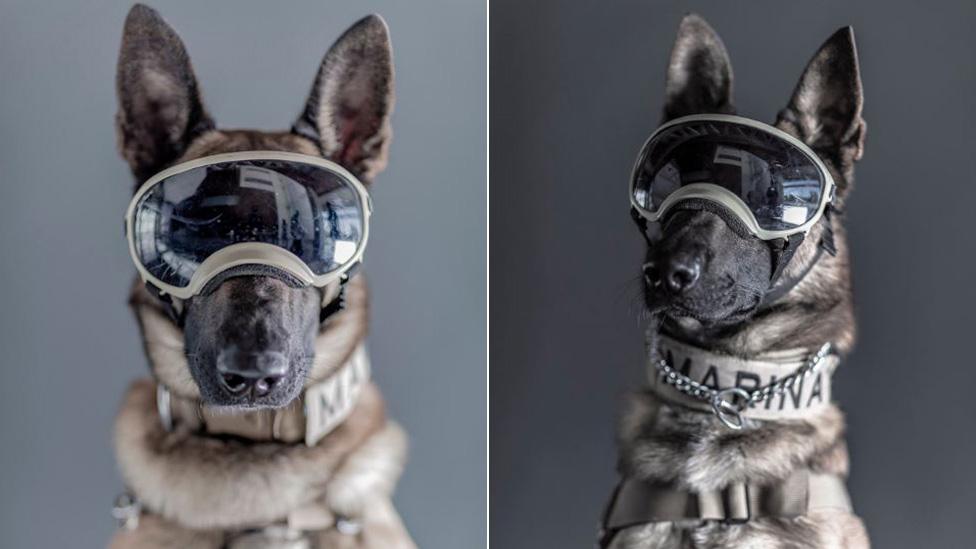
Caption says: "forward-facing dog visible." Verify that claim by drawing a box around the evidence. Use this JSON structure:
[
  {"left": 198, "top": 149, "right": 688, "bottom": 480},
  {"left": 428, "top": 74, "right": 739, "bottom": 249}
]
[
  {"left": 599, "top": 14, "right": 870, "bottom": 548},
  {"left": 108, "top": 5, "right": 415, "bottom": 547}
]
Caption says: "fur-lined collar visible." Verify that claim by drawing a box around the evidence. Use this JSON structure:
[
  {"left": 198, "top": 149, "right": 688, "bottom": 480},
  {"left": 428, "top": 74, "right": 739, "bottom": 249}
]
[
  {"left": 117, "top": 274, "right": 407, "bottom": 534},
  {"left": 115, "top": 379, "right": 403, "bottom": 530}
]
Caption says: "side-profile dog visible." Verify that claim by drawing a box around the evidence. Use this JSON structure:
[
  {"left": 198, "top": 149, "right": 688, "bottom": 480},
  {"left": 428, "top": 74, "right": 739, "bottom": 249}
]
[
  {"left": 109, "top": 5, "right": 414, "bottom": 548},
  {"left": 600, "top": 15, "right": 870, "bottom": 548}
]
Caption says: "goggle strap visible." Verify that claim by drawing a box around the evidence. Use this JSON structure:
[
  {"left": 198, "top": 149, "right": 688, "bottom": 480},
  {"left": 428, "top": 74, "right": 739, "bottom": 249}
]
[
  {"left": 761, "top": 209, "right": 836, "bottom": 307},
  {"left": 761, "top": 237, "right": 804, "bottom": 307},
  {"left": 769, "top": 236, "right": 804, "bottom": 290},
  {"left": 631, "top": 207, "right": 653, "bottom": 245},
  {"left": 145, "top": 282, "right": 187, "bottom": 328},
  {"left": 820, "top": 206, "right": 838, "bottom": 257},
  {"left": 320, "top": 285, "right": 347, "bottom": 325}
]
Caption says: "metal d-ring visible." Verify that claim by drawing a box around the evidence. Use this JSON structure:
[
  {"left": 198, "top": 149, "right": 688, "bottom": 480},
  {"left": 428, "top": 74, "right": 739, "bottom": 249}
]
[
  {"left": 711, "top": 387, "right": 751, "bottom": 430},
  {"left": 156, "top": 384, "right": 173, "bottom": 432},
  {"left": 111, "top": 492, "right": 142, "bottom": 531}
]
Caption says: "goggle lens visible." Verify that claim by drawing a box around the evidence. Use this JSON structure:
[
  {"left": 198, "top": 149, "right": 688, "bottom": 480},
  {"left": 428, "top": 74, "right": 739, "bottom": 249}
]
[
  {"left": 131, "top": 158, "right": 365, "bottom": 289},
  {"left": 632, "top": 119, "right": 828, "bottom": 233}
]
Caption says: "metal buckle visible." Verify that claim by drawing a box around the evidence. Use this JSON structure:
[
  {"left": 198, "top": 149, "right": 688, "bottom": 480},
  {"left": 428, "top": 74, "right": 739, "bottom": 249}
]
[
  {"left": 111, "top": 492, "right": 142, "bottom": 531},
  {"left": 711, "top": 387, "right": 750, "bottom": 430},
  {"left": 721, "top": 482, "right": 751, "bottom": 524},
  {"left": 156, "top": 384, "right": 173, "bottom": 431},
  {"left": 335, "top": 515, "right": 362, "bottom": 536}
]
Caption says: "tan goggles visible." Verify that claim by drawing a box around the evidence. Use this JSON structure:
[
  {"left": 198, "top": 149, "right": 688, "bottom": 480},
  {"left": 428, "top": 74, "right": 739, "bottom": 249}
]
[
  {"left": 125, "top": 151, "right": 371, "bottom": 300},
  {"left": 630, "top": 114, "right": 835, "bottom": 240}
]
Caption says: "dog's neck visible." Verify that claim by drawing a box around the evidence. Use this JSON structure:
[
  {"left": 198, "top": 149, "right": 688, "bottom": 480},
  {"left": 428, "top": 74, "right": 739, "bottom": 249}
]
[
  {"left": 641, "top": 235, "right": 852, "bottom": 426},
  {"left": 117, "top": 274, "right": 400, "bottom": 532},
  {"left": 618, "top": 235, "right": 855, "bottom": 491}
]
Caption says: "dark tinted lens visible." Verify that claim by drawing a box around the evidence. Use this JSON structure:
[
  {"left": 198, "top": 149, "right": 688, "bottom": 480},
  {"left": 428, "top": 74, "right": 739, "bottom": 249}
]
[
  {"left": 633, "top": 121, "right": 825, "bottom": 231},
  {"left": 133, "top": 159, "right": 364, "bottom": 288}
]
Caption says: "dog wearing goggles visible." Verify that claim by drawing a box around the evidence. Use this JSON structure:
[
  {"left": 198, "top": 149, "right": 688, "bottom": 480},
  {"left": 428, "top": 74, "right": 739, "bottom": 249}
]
[
  {"left": 600, "top": 15, "right": 869, "bottom": 549},
  {"left": 109, "top": 5, "right": 413, "bottom": 548}
]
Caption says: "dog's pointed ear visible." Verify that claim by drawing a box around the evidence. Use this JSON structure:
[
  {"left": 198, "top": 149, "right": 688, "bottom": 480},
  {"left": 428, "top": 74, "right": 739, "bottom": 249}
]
[
  {"left": 663, "top": 13, "right": 735, "bottom": 122},
  {"left": 292, "top": 15, "right": 394, "bottom": 183},
  {"left": 777, "top": 27, "right": 865, "bottom": 187},
  {"left": 116, "top": 4, "right": 214, "bottom": 183}
]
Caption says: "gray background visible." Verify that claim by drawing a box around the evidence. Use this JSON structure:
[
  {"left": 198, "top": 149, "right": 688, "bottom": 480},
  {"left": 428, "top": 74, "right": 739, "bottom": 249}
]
[
  {"left": 0, "top": 0, "right": 484, "bottom": 547},
  {"left": 492, "top": 0, "right": 976, "bottom": 547}
]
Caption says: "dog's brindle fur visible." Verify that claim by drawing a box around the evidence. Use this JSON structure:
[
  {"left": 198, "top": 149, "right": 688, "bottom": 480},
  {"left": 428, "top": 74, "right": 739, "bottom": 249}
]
[
  {"left": 610, "top": 15, "right": 869, "bottom": 548},
  {"left": 110, "top": 5, "right": 410, "bottom": 547}
]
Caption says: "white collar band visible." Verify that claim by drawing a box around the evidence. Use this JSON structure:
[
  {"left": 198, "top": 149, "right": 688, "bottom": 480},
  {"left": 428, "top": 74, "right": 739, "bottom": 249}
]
[{"left": 649, "top": 335, "right": 838, "bottom": 428}]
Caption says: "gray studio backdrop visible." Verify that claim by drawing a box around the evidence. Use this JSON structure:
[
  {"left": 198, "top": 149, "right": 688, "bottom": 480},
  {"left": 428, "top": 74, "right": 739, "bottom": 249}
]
[
  {"left": 0, "top": 1, "right": 485, "bottom": 547},
  {"left": 492, "top": 0, "right": 976, "bottom": 547}
]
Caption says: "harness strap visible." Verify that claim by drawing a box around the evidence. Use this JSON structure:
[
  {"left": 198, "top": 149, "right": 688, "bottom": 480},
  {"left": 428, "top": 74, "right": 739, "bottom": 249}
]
[
  {"left": 599, "top": 470, "right": 851, "bottom": 547},
  {"left": 113, "top": 490, "right": 362, "bottom": 540}
]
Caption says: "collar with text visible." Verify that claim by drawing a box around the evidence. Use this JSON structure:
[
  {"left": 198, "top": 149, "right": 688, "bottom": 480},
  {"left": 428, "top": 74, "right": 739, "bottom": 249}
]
[{"left": 649, "top": 334, "right": 839, "bottom": 423}]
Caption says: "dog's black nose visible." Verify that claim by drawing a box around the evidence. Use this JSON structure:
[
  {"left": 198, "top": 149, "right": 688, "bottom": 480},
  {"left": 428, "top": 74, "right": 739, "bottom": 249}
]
[
  {"left": 663, "top": 252, "right": 702, "bottom": 293},
  {"left": 216, "top": 348, "right": 288, "bottom": 398}
]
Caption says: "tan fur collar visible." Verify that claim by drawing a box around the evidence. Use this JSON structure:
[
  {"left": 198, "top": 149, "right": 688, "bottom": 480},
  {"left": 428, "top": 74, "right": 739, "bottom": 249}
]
[
  {"left": 115, "top": 379, "right": 395, "bottom": 530},
  {"left": 119, "top": 274, "right": 402, "bottom": 533}
]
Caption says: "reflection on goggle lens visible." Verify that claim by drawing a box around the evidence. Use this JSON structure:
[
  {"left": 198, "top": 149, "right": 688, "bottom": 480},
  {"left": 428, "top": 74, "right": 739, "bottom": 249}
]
[
  {"left": 633, "top": 120, "right": 827, "bottom": 232},
  {"left": 133, "top": 160, "right": 364, "bottom": 288}
]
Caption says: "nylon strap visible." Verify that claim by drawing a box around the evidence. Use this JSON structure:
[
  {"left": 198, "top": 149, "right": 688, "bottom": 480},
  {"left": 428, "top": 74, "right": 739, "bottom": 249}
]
[
  {"left": 599, "top": 470, "right": 852, "bottom": 547},
  {"left": 320, "top": 286, "right": 347, "bottom": 324},
  {"left": 158, "top": 344, "right": 370, "bottom": 446},
  {"left": 760, "top": 206, "right": 837, "bottom": 307},
  {"left": 650, "top": 335, "right": 838, "bottom": 421},
  {"left": 767, "top": 234, "right": 805, "bottom": 294}
]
